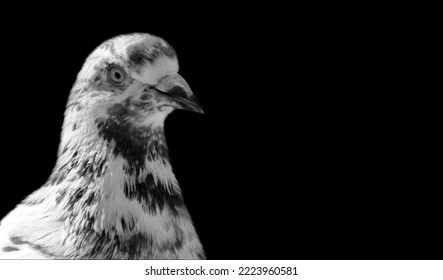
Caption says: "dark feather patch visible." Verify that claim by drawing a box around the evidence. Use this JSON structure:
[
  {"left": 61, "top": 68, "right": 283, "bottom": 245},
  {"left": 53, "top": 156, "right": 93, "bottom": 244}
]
[
  {"left": 2, "top": 246, "right": 19, "bottom": 252},
  {"left": 8, "top": 236, "right": 56, "bottom": 257},
  {"left": 10, "top": 236, "right": 27, "bottom": 245},
  {"left": 127, "top": 38, "right": 176, "bottom": 68},
  {"left": 96, "top": 103, "right": 169, "bottom": 176},
  {"left": 48, "top": 150, "right": 80, "bottom": 186},
  {"left": 77, "top": 155, "right": 107, "bottom": 180},
  {"left": 122, "top": 233, "right": 154, "bottom": 258},
  {"left": 67, "top": 187, "right": 87, "bottom": 209},
  {"left": 123, "top": 174, "right": 185, "bottom": 216}
]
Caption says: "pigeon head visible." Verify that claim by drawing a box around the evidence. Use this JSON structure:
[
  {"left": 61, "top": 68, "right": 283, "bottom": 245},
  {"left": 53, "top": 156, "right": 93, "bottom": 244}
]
[
  {"left": 59, "top": 33, "right": 204, "bottom": 178},
  {"left": 69, "top": 33, "right": 203, "bottom": 129}
]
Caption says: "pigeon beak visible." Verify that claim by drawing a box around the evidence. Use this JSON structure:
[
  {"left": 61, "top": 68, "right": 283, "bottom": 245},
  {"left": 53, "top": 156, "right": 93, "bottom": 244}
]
[{"left": 153, "top": 74, "right": 204, "bottom": 114}]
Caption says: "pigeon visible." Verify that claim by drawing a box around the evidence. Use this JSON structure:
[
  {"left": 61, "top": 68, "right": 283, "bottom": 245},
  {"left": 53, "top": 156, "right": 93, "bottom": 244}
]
[{"left": 0, "top": 33, "right": 205, "bottom": 259}]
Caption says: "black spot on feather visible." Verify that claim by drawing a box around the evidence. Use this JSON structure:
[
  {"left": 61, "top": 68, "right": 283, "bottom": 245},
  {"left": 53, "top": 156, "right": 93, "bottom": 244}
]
[
  {"left": 121, "top": 218, "right": 127, "bottom": 231},
  {"left": 56, "top": 188, "right": 67, "bottom": 204},
  {"left": 8, "top": 236, "right": 56, "bottom": 257},
  {"left": 69, "top": 187, "right": 87, "bottom": 204},
  {"left": 2, "top": 246, "right": 19, "bottom": 252},
  {"left": 97, "top": 159, "right": 106, "bottom": 177},
  {"left": 83, "top": 191, "right": 96, "bottom": 206},
  {"left": 10, "top": 236, "right": 27, "bottom": 245},
  {"left": 60, "top": 145, "right": 68, "bottom": 155}
]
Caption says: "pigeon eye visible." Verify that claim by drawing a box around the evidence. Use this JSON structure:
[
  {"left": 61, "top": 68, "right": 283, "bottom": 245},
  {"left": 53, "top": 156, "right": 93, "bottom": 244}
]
[{"left": 108, "top": 66, "right": 126, "bottom": 84}]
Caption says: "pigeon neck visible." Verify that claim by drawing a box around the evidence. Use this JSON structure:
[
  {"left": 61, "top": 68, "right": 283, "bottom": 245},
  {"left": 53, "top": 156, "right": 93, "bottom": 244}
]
[
  {"left": 47, "top": 124, "right": 190, "bottom": 258},
  {"left": 96, "top": 122, "right": 181, "bottom": 192},
  {"left": 51, "top": 118, "right": 183, "bottom": 210},
  {"left": 95, "top": 124, "right": 186, "bottom": 218}
]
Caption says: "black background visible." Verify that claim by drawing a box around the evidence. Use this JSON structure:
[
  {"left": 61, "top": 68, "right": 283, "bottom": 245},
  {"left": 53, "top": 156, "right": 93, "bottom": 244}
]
[{"left": 0, "top": 6, "right": 439, "bottom": 260}]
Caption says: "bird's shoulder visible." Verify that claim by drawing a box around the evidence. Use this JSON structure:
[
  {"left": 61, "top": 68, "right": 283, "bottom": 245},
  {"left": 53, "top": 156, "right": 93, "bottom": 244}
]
[{"left": 0, "top": 185, "right": 66, "bottom": 259}]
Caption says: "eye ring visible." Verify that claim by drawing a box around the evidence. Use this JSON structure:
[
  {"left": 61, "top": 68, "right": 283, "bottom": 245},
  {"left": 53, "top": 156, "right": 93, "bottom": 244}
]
[{"left": 108, "top": 65, "right": 127, "bottom": 84}]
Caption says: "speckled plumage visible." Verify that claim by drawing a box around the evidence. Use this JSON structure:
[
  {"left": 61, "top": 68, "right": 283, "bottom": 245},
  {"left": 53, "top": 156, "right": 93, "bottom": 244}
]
[{"left": 0, "top": 33, "right": 205, "bottom": 259}]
